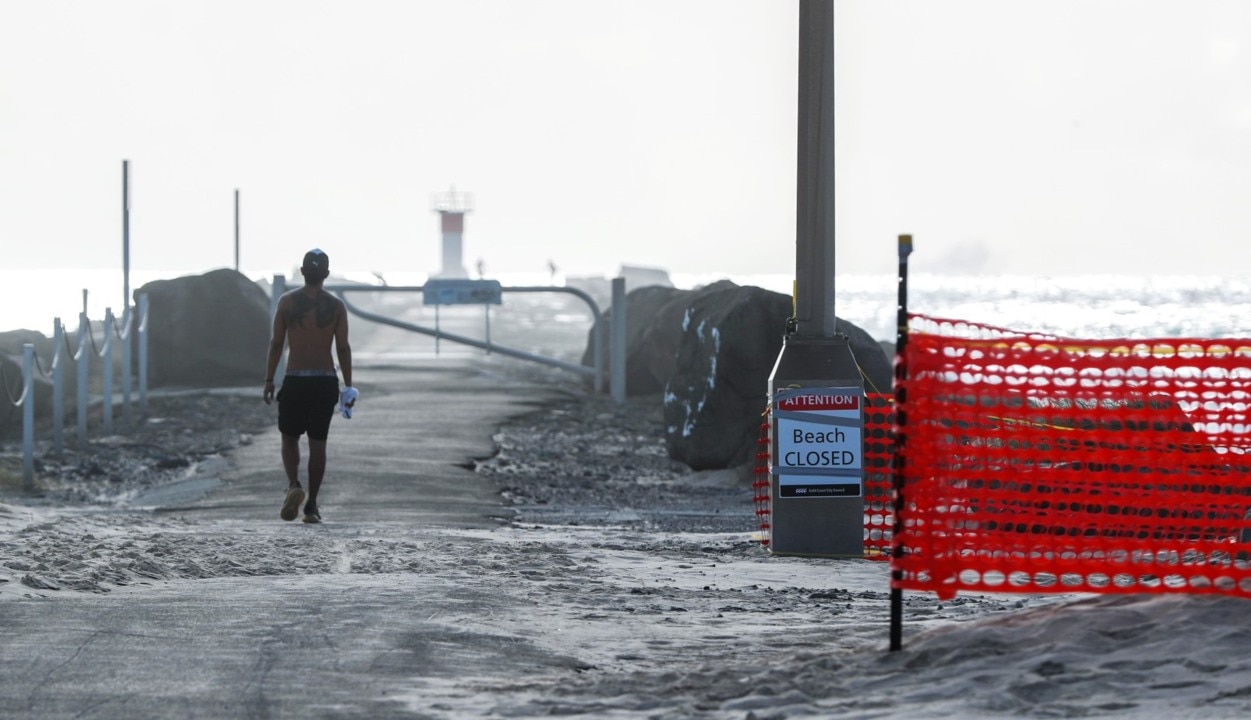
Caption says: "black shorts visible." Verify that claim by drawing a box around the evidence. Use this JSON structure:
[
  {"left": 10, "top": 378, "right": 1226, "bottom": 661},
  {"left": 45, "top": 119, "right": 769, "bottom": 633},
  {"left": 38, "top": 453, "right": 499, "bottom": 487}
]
[{"left": 277, "top": 375, "right": 339, "bottom": 441}]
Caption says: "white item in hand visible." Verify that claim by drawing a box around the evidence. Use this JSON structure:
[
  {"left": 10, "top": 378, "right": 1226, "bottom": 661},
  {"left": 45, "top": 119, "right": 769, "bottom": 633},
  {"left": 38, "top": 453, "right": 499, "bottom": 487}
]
[{"left": 339, "top": 387, "right": 359, "bottom": 419}]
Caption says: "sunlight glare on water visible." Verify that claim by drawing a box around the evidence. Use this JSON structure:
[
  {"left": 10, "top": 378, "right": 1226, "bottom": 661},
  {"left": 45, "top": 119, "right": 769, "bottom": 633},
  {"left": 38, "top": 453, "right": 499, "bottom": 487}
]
[
  {"left": 672, "top": 272, "right": 1251, "bottom": 341},
  {"left": 1, "top": 269, "right": 1248, "bottom": 343}
]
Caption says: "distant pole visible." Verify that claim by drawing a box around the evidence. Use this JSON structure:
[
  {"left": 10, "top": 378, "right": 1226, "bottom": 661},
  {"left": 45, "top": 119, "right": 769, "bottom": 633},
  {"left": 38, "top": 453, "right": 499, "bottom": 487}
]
[
  {"left": 123, "top": 159, "right": 131, "bottom": 310},
  {"left": 234, "top": 189, "right": 241, "bottom": 272}
]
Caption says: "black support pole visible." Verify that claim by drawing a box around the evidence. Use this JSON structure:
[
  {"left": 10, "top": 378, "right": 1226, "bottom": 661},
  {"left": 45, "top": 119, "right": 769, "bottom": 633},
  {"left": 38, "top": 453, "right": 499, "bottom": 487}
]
[{"left": 889, "top": 234, "right": 912, "bottom": 652}]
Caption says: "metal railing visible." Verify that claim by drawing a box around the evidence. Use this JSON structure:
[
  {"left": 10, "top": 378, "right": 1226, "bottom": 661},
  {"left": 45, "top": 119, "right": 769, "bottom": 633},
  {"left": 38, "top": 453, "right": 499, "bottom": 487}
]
[
  {"left": 5, "top": 294, "right": 150, "bottom": 491},
  {"left": 271, "top": 275, "right": 624, "bottom": 396}
]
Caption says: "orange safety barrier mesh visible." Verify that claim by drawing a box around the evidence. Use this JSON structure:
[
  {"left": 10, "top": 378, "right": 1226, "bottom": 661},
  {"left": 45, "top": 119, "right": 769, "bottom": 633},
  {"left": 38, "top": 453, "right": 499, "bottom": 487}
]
[
  {"left": 893, "top": 314, "right": 1251, "bottom": 600},
  {"left": 753, "top": 411, "right": 773, "bottom": 548},
  {"left": 864, "top": 394, "right": 895, "bottom": 557}
]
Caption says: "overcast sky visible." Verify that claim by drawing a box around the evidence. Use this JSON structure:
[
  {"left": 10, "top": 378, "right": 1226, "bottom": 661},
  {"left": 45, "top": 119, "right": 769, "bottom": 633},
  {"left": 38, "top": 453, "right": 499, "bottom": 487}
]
[{"left": 3, "top": 0, "right": 1250, "bottom": 280}]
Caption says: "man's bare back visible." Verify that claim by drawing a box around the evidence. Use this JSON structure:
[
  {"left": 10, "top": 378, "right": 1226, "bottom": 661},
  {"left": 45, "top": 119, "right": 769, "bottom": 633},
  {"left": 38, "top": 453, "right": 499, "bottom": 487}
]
[
  {"left": 276, "top": 287, "right": 351, "bottom": 375},
  {"left": 264, "top": 286, "right": 353, "bottom": 403}
]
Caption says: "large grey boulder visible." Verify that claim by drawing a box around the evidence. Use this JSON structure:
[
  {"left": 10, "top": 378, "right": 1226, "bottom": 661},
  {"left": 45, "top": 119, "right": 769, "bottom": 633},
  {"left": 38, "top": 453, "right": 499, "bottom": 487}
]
[
  {"left": 581, "top": 284, "right": 693, "bottom": 395},
  {"left": 137, "top": 269, "right": 271, "bottom": 388},
  {"left": 663, "top": 285, "right": 891, "bottom": 469},
  {"left": 583, "top": 281, "right": 891, "bottom": 470}
]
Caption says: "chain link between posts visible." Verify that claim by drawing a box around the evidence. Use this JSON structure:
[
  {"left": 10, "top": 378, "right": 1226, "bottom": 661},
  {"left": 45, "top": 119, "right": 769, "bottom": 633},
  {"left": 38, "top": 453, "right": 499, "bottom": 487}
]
[
  {"left": 0, "top": 314, "right": 114, "bottom": 406},
  {"left": 86, "top": 322, "right": 102, "bottom": 356},
  {"left": 0, "top": 343, "right": 55, "bottom": 405},
  {"left": 0, "top": 357, "right": 20, "bottom": 405}
]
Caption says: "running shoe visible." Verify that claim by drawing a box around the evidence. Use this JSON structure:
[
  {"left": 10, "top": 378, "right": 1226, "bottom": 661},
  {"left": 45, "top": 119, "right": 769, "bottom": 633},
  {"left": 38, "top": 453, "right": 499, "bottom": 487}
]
[{"left": 281, "top": 485, "right": 305, "bottom": 522}]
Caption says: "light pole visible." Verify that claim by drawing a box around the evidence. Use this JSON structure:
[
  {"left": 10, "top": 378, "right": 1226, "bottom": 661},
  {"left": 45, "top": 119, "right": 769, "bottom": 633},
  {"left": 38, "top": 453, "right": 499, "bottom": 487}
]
[{"left": 765, "top": 0, "right": 867, "bottom": 558}]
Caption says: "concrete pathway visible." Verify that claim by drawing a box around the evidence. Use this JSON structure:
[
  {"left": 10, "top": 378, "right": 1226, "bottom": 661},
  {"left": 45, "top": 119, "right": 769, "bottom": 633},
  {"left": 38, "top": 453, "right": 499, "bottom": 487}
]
[{"left": 0, "top": 358, "right": 878, "bottom": 720}]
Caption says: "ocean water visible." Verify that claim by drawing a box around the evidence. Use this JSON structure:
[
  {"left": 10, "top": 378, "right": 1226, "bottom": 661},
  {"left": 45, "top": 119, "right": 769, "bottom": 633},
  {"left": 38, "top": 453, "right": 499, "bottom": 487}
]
[{"left": 1, "top": 268, "right": 1249, "bottom": 344}]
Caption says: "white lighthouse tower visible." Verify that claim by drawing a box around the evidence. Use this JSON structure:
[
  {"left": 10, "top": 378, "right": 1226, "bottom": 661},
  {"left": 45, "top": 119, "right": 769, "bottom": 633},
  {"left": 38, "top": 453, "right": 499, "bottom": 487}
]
[{"left": 430, "top": 188, "right": 472, "bottom": 278}]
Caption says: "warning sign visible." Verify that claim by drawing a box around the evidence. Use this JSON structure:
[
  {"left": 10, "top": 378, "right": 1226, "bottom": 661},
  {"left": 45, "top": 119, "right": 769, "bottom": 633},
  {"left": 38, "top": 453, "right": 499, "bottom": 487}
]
[{"left": 773, "top": 387, "right": 864, "bottom": 498}]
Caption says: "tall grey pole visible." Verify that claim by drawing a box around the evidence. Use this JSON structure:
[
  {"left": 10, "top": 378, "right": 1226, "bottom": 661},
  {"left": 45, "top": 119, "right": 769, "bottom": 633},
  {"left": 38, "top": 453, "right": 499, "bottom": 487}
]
[
  {"left": 234, "top": 189, "right": 240, "bottom": 272},
  {"left": 123, "top": 160, "right": 131, "bottom": 310},
  {"left": 765, "top": 1, "right": 864, "bottom": 559},
  {"left": 793, "top": 0, "right": 836, "bottom": 338}
]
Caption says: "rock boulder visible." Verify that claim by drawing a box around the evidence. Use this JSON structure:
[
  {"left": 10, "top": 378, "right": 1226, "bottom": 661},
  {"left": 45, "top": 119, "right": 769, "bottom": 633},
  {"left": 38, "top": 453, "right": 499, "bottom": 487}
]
[
  {"left": 584, "top": 281, "right": 892, "bottom": 470},
  {"left": 136, "top": 269, "right": 271, "bottom": 388},
  {"left": 581, "top": 284, "right": 694, "bottom": 395},
  {"left": 664, "top": 285, "right": 891, "bottom": 469}
]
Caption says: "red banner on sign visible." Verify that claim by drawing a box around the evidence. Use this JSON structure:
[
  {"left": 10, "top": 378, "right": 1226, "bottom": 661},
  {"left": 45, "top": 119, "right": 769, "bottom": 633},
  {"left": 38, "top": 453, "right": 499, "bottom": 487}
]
[{"left": 777, "top": 392, "right": 860, "bottom": 412}]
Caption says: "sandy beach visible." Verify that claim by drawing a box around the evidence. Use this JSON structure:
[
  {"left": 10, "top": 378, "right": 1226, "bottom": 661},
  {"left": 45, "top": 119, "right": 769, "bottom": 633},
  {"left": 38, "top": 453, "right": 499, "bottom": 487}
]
[{"left": 4, "top": 352, "right": 1251, "bottom": 719}]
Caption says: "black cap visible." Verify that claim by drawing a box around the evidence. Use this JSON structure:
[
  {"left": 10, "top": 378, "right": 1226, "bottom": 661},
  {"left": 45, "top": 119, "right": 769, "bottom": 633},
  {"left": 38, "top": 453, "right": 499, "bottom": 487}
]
[{"left": 302, "top": 249, "right": 329, "bottom": 276}]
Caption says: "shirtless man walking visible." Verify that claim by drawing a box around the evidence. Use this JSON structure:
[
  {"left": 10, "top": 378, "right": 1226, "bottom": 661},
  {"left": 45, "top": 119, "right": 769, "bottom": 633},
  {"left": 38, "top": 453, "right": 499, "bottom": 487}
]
[{"left": 263, "top": 249, "right": 354, "bottom": 523}]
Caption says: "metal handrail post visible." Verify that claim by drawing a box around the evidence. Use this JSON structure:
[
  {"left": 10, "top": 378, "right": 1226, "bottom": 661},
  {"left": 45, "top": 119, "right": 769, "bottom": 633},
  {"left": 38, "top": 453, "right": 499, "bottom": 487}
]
[
  {"left": 52, "top": 318, "right": 64, "bottom": 457},
  {"left": 488, "top": 285, "right": 604, "bottom": 391},
  {"left": 76, "top": 312, "right": 89, "bottom": 449},
  {"left": 22, "top": 344, "right": 34, "bottom": 491},
  {"left": 121, "top": 305, "right": 133, "bottom": 427},
  {"left": 323, "top": 283, "right": 605, "bottom": 390},
  {"left": 138, "top": 294, "right": 149, "bottom": 413},
  {"left": 102, "top": 308, "right": 114, "bottom": 435},
  {"left": 335, "top": 290, "right": 599, "bottom": 379},
  {"left": 593, "top": 315, "right": 604, "bottom": 394},
  {"left": 610, "top": 277, "right": 626, "bottom": 404},
  {"left": 271, "top": 275, "right": 287, "bottom": 382}
]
